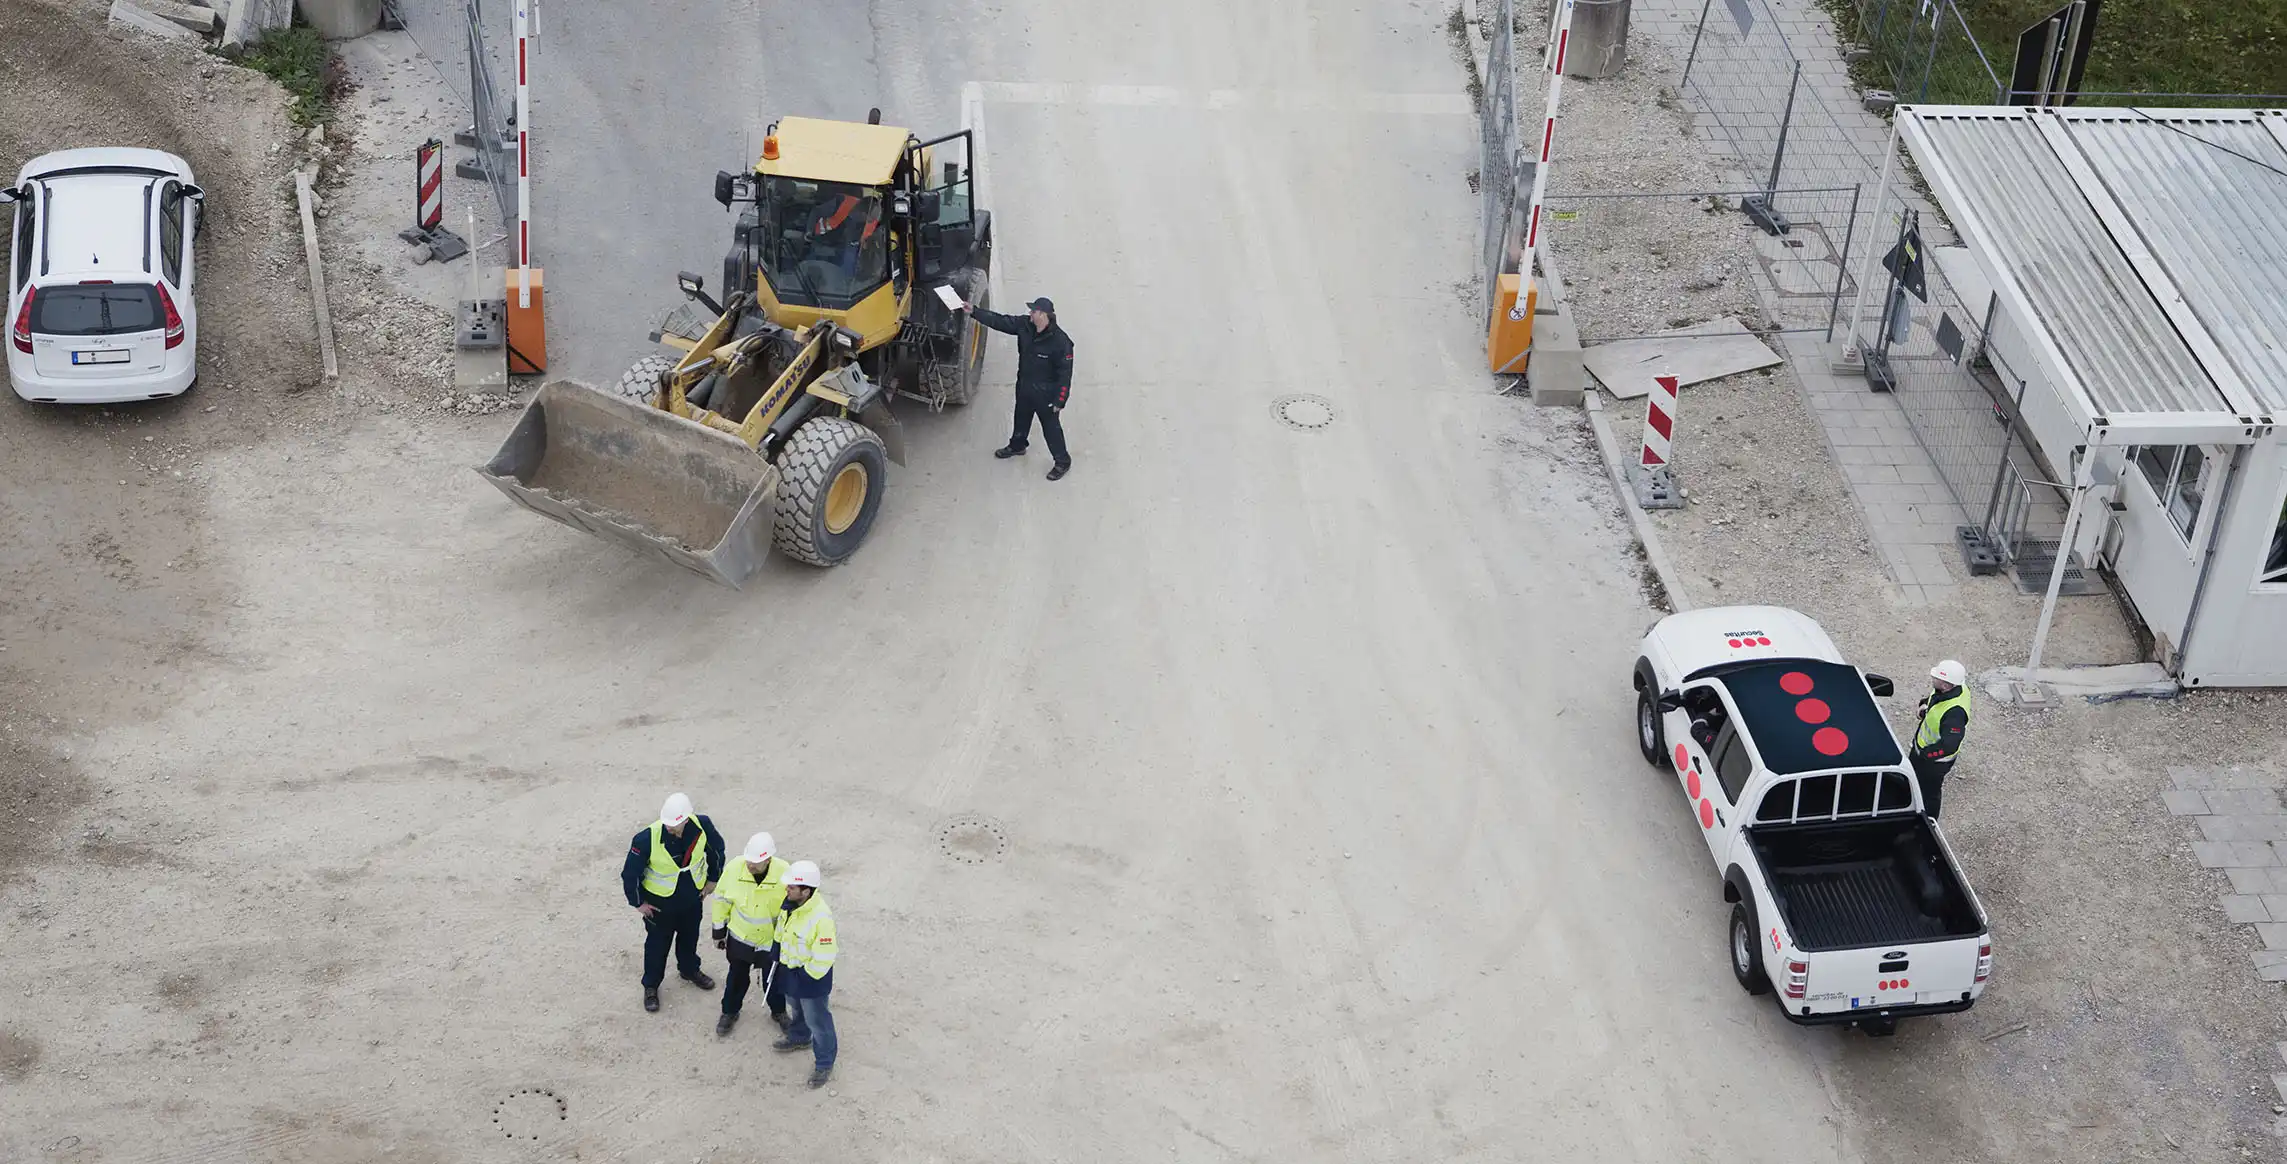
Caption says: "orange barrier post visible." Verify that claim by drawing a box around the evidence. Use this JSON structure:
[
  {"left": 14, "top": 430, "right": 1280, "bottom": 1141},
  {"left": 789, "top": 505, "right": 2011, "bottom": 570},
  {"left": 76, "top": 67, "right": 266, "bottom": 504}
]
[
  {"left": 1488, "top": 273, "right": 1537, "bottom": 374},
  {"left": 503, "top": 266, "right": 547, "bottom": 374}
]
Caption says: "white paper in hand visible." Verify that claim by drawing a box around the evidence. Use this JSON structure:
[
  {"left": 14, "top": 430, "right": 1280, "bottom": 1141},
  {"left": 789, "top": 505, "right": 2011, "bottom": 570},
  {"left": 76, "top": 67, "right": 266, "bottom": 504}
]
[{"left": 933, "top": 284, "right": 964, "bottom": 311}]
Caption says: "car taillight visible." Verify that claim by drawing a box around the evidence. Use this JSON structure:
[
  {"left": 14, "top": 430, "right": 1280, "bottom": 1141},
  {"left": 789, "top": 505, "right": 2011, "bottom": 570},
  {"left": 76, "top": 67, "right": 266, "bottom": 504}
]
[
  {"left": 10, "top": 290, "right": 30, "bottom": 354},
  {"left": 156, "top": 283, "right": 183, "bottom": 350},
  {"left": 1783, "top": 959, "right": 1809, "bottom": 999},
  {"left": 1973, "top": 940, "right": 1992, "bottom": 985}
]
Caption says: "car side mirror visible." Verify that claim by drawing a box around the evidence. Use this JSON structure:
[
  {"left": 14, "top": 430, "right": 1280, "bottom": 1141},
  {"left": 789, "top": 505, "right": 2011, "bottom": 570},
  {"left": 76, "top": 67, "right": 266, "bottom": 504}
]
[
  {"left": 1865, "top": 674, "right": 1895, "bottom": 697},
  {"left": 1654, "top": 691, "right": 1685, "bottom": 712},
  {"left": 179, "top": 184, "right": 204, "bottom": 202},
  {"left": 0, "top": 187, "right": 19, "bottom": 205},
  {"left": 713, "top": 170, "right": 737, "bottom": 208}
]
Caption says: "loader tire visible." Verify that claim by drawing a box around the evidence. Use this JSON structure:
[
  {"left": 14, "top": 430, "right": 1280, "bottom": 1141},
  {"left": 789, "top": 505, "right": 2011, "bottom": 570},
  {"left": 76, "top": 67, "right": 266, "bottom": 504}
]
[
  {"left": 773, "top": 417, "right": 888, "bottom": 566},
  {"left": 924, "top": 268, "right": 990, "bottom": 407},
  {"left": 613, "top": 354, "right": 677, "bottom": 406}
]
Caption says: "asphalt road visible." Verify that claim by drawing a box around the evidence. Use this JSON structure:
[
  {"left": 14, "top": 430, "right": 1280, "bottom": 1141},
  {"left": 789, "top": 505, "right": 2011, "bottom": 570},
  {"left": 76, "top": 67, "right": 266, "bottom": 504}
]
[{"left": 7, "top": 0, "right": 1905, "bottom": 1160}]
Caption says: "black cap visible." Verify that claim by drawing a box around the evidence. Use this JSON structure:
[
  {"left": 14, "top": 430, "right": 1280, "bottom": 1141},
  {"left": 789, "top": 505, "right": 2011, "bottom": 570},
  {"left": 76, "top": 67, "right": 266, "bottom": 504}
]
[{"left": 1027, "top": 297, "right": 1055, "bottom": 314}]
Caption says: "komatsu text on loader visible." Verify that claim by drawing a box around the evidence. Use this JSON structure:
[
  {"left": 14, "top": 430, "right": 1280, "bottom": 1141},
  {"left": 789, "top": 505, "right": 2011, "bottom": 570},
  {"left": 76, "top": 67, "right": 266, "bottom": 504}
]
[{"left": 478, "top": 110, "right": 993, "bottom": 588}]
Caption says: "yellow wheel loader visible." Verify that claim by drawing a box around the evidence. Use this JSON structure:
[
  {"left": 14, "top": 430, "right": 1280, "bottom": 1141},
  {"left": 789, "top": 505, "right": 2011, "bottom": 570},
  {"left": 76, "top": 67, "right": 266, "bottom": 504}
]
[{"left": 477, "top": 110, "right": 993, "bottom": 588}]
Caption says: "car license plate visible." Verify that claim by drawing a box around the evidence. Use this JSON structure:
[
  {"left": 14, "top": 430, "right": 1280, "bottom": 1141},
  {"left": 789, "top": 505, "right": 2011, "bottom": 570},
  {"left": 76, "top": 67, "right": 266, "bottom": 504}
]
[{"left": 72, "top": 349, "right": 131, "bottom": 365}]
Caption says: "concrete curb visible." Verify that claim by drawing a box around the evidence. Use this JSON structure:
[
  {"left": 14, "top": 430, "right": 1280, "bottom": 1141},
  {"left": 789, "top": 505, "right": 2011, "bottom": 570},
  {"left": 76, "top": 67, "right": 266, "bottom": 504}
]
[{"left": 1584, "top": 391, "right": 1694, "bottom": 612}]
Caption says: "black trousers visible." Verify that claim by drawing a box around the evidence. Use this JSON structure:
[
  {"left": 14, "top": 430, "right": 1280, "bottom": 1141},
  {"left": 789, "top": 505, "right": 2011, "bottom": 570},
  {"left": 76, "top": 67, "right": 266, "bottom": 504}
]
[
  {"left": 1911, "top": 753, "right": 1954, "bottom": 819},
  {"left": 639, "top": 893, "right": 705, "bottom": 987},
  {"left": 1008, "top": 393, "right": 1070, "bottom": 466},
  {"left": 721, "top": 937, "right": 782, "bottom": 1017}
]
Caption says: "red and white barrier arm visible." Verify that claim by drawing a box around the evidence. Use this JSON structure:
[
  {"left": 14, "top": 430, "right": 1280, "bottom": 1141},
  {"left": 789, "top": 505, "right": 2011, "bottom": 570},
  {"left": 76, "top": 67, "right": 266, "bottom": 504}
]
[
  {"left": 515, "top": 0, "right": 532, "bottom": 308},
  {"left": 1519, "top": 0, "right": 1575, "bottom": 302}
]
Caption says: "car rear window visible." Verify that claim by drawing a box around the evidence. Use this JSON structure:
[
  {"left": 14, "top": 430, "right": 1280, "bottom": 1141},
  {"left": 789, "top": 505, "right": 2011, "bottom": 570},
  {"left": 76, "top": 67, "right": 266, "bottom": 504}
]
[{"left": 30, "top": 284, "right": 162, "bottom": 337}]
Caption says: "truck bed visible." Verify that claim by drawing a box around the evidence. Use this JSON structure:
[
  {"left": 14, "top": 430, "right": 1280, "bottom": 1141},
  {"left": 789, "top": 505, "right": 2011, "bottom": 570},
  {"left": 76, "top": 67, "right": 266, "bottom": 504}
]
[{"left": 1748, "top": 816, "right": 1983, "bottom": 951}]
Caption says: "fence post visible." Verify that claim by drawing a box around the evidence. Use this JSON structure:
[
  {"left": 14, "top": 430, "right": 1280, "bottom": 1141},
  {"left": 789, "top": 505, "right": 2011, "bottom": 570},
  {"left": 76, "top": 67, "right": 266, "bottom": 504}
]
[
  {"left": 1914, "top": 2, "right": 1941, "bottom": 102},
  {"left": 1680, "top": 0, "right": 1715, "bottom": 89},
  {"left": 1825, "top": 181, "right": 1862, "bottom": 342},
  {"left": 1744, "top": 61, "right": 1800, "bottom": 234}
]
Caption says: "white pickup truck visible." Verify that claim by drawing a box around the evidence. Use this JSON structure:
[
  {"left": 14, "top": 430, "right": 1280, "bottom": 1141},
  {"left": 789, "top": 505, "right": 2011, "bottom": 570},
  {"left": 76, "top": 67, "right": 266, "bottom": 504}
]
[{"left": 1630, "top": 605, "right": 1993, "bottom": 1035}]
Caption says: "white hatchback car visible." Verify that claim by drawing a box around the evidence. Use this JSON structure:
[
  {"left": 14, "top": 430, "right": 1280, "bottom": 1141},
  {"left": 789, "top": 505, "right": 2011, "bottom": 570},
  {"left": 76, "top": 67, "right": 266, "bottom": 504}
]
[{"left": 5, "top": 147, "right": 202, "bottom": 404}]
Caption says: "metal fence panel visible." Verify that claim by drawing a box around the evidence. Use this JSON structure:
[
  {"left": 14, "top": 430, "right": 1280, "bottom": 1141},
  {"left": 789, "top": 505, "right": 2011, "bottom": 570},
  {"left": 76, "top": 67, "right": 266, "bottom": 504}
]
[
  {"left": 460, "top": 0, "right": 516, "bottom": 229},
  {"left": 1858, "top": 207, "right": 2070, "bottom": 585},
  {"left": 1478, "top": 0, "right": 1521, "bottom": 323},
  {"left": 1542, "top": 185, "right": 1863, "bottom": 344}
]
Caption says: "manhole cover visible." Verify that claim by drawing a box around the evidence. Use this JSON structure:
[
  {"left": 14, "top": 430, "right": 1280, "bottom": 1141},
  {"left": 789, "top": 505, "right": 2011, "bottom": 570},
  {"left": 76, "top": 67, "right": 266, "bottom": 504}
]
[
  {"left": 1273, "top": 394, "right": 1335, "bottom": 430},
  {"left": 935, "top": 814, "right": 1009, "bottom": 864},
  {"left": 492, "top": 1089, "right": 566, "bottom": 1141}
]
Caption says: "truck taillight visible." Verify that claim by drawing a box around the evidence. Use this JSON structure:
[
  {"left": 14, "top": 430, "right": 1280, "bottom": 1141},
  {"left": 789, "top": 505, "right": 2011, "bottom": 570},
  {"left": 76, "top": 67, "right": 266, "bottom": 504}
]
[
  {"left": 11, "top": 290, "right": 30, "bottom": 354},
  {"left": 1974, "top": 940, "right": 1992, "bottom": 984},
  {"left": 1783, "top": 959, "right": 1809, "bottom": 999},
  {"left": 156, "top": 284, "right": 184, "bottom": 350}
]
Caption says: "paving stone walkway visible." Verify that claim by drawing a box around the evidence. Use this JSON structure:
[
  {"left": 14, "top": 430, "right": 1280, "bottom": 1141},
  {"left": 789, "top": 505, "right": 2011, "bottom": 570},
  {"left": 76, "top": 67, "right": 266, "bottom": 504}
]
[{"left": 2175, "top": 767, "right": 2287, "bottom": 983}]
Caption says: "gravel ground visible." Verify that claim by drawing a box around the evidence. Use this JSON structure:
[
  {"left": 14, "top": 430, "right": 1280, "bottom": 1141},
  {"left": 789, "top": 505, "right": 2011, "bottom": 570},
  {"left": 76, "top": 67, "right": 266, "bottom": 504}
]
[{"left": 1510, "top": 17, "right": 2287, "bottom": 1162}]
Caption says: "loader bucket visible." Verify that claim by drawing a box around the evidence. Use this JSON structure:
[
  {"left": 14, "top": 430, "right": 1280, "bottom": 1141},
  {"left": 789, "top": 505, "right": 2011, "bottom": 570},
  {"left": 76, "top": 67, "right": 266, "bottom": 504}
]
[{"left": 476, "top": 381, "right": 781, "bottom": 589}]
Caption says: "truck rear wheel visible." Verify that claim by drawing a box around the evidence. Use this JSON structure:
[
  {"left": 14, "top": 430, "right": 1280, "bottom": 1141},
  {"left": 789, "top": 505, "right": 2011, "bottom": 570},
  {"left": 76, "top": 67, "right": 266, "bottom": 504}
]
[
  {"left": 1729, "top": 903, "right": 1773, "bottom": 995},
  {"left": 1636, "top": 687, "right": 1668, "bottom": 769},
  {"left": 773, "top": 417, "right": 888, "bottom": 567}
]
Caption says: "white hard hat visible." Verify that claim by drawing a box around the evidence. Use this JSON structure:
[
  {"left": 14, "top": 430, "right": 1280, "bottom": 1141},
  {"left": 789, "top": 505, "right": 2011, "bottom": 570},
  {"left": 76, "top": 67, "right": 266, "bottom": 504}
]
[
  {"left": 1931, "top": 660, "right": 1968, "bottom": 687},
  {"left": 659, "top": 792, "right": 694, "bottom": 827},
  {"left": 742, "top": 831, "right": 776, "bottom": 863},
  {"left": 785, "top": 860, "right": 822, "bottom": 888}
]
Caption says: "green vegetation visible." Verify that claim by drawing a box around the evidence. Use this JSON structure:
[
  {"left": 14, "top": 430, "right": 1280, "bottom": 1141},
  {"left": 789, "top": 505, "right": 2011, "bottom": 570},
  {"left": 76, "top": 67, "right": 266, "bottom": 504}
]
[
  {"left": 234, "top": 25, "right": 346, "bottom": 126},
  {"left": 1821, "top": 0, "right": 2287, "bottom": 106}
]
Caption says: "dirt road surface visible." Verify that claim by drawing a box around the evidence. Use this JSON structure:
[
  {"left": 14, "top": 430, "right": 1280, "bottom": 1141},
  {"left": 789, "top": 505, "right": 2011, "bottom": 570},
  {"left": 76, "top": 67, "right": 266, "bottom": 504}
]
[{"left": 2, "top": 1, "right": 2161, "bottom": 1162}]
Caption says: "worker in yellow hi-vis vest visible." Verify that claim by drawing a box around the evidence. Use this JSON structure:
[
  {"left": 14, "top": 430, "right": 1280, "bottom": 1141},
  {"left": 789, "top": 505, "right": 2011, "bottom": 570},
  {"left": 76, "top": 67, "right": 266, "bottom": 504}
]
[
  {"left": 772, "top": 860, "right": 839, "bottom": 1088},
  {"left": 1911, "top": 661, "right": 1972, "bottom": 819},
  {"left": 709, "top": 831, "right": 789, "bottom": 1037}
]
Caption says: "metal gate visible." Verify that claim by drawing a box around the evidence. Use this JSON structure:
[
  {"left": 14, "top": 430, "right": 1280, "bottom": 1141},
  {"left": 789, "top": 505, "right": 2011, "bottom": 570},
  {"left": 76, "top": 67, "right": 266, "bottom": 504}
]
[
  {"left": 455, "top": 0, "right": 517, "bottom": 229},
  {"left": 1477, "top": 0, "right": 1521, "bottom": 326}
]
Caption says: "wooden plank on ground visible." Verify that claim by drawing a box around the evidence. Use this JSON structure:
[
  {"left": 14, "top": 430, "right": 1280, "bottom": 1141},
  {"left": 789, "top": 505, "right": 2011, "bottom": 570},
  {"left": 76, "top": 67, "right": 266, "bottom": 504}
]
[{"left": 294, "top": 168, "right": 339, "bottom": 382}]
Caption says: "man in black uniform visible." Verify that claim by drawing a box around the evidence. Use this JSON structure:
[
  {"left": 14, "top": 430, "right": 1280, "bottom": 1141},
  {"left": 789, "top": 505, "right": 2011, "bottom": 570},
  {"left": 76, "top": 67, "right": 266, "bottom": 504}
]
[
  {"left": 620, "top": 792, "right": 724, "bottom": 1012},
  {"left": 962, "top": 295, "right": 1074, "bottom": 481}
]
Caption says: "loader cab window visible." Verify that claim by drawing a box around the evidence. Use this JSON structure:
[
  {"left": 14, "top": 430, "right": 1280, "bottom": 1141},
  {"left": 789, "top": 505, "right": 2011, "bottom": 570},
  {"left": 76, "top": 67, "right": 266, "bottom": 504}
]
[{"left": 756, "top": 177, "right": 889, "bottom": 309}]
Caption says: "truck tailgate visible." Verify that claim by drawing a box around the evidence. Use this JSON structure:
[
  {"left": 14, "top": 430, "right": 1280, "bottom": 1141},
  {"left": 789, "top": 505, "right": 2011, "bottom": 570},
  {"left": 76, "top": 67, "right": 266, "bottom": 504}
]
[{"left": 1808, "top": 933, "right": 1982, "bottom": 1013}]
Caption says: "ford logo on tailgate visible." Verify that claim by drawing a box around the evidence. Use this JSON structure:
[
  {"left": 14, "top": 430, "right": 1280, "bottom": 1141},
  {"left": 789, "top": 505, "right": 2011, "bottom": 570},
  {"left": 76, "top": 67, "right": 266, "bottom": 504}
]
[{"left": 1882, "top": 950, "right": 1908, "bottom": 960}]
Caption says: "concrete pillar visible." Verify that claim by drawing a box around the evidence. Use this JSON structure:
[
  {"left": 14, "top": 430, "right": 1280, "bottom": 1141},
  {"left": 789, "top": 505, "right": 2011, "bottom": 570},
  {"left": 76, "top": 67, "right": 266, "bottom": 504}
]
[{"left": 296, "top": 0, "right": 379, "bottom": 39}]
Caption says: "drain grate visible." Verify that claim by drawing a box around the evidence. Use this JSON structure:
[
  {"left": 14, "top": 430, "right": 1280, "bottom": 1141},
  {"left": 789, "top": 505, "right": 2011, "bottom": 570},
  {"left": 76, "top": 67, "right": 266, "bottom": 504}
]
[
  {"left": 493, "top": 1089, "right": 567, "bottom": 1141},
  {"left": 1273, "top": 394, "right": 1336, "bottom": 431},
  {"left": 934, "top": 814, "right": 1009, "bottom": 865}
]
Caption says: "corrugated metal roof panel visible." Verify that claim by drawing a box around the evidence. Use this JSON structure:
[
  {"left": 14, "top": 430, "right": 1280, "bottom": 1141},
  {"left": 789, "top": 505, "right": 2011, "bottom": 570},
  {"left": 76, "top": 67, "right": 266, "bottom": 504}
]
[
  {"left": 2061, "top": 112, "right": 2287, "bottom": 413},
  {"left": 1912, "top": 112, "right": 2230, "bottom": 418}
]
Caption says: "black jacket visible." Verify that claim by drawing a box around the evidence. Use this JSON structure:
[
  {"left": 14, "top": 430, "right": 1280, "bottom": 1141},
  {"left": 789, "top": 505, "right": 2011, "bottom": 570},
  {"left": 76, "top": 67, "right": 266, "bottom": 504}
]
[
  {"left": 620, "top": 814, "right": 725, "bottom": 906},
  {"left": 1913, "top": 697, "right": 1968, "bottom": 763},
  {"left": 973, "top": 308, "right": 1074, "bottom": 406}
]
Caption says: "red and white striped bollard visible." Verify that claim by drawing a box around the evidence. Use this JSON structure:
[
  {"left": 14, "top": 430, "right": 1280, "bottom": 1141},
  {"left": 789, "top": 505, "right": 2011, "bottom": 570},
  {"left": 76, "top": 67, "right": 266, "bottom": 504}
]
[{"left": 1641, "top": 374, "right": 1678, "bottom": 468}]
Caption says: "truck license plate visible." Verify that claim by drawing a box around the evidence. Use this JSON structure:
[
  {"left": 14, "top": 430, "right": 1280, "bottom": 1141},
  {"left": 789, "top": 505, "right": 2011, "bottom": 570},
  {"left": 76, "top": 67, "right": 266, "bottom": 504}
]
[{"left": 72, "top": 350, "right": 131, "bottom": 365}]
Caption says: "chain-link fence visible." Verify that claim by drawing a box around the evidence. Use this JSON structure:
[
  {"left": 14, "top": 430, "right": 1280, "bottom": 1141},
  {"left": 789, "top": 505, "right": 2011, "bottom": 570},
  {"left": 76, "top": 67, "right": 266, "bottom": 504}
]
[
  {"left": 455, "top": 0, "right": 517, "bottom": 229},
  {"left": 1676, "top": 0, "right": 1880, "bottom": 218},
  {"left": 1855, "top": 207, "right": 2073, "bottom": 589},
  {"left": 1477, "top": 0, "right": 1523, "bottom": 329},
  {"left": 1542, "top": 184, "right": 1863, "bottom": 343},
  {"left": 1828, "top": 0, "right": 2005, "bottom": 105}
]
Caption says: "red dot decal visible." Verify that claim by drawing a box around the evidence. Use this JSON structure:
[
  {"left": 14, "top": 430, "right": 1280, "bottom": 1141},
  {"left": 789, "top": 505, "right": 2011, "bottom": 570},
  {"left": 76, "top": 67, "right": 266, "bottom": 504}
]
[
  {"left": 1698, "top": 799, "right": 1716, "bottom": 828},
  {"left": 1899, "top": 978, "right": 1909, "bottom": 989},
  {"left": 1757, "top": 637, "right": 1772, "bottom": 646},
  {"left": 1779, "top": 671, "right": 1815, "bottom": 696},
  {"left": 1795, "top": 698, "right": 1831, "bottom": 724},
  {"left": 1686, "top": 770, "right": 1702, "bottom": 799},
  {"left": 1727, "top": 638, "right": 1742, "bottom": 648},
  {"left": 1674, "top": 743, "right": 1690, "bottom": 771},
  {"left": 1813, "top": 727, "right": 1849, "bottom": 756}
]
